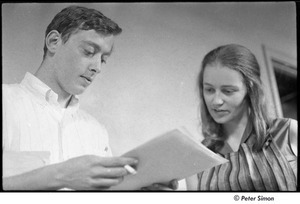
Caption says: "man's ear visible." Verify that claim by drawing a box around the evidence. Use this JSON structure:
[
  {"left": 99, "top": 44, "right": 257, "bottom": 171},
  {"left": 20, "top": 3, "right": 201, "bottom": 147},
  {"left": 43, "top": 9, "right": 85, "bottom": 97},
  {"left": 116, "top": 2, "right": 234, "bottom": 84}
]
[{"left": 45, "top": 30, "right": 61, "bottom": 54}]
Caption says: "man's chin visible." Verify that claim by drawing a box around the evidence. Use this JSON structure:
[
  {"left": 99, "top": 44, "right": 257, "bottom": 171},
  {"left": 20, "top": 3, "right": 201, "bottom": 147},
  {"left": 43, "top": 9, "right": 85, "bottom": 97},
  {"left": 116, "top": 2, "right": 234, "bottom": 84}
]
[{"left": 70, "top": 87, "right": 87, "bottom": 96}]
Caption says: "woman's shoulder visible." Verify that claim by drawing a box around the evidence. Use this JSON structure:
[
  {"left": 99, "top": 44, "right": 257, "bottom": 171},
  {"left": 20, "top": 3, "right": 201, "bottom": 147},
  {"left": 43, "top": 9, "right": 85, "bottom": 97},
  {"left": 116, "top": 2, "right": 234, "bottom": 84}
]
[
  {"left": 270, "top": 117, "right": 293, "bottom": 126},
  {"left": 286, "top": 118, "right": 297, "bottom": 156},
  {"left": 269, "top": 117, "right": 297, "bottom": 132},
  {"left": 270, "top": 117, "right": 297, "bottom": 156},
  {"left": 269, "top": 117, "right": 297, "bottom": 134}
]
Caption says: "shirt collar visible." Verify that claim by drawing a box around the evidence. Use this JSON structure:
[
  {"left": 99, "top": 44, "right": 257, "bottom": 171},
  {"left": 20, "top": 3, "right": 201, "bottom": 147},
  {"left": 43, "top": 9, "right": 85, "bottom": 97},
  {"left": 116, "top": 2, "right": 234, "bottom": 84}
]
[
  {"left": 240, "top": 119, "right": 254, "bottom": 144},
  {"left": 21, "top": 72, "right": 79, "bottom": 111}
]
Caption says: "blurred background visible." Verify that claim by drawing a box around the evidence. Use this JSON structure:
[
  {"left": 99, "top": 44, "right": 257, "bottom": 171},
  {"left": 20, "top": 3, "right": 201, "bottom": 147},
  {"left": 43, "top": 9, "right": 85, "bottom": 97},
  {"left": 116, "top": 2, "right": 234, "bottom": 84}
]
[{"left": 2, "top": 2, "right": 296, "bottom": 157}]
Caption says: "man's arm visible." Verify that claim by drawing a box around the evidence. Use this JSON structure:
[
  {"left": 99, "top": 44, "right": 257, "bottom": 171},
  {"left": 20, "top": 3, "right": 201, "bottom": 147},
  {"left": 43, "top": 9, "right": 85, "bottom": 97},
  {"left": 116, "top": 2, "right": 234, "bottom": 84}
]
[
  {"left": 3, "top": 162, "right": 63, "bottom": 190},
  {"left": 3, "top": 155, "right": 138, "bottom": 191}
]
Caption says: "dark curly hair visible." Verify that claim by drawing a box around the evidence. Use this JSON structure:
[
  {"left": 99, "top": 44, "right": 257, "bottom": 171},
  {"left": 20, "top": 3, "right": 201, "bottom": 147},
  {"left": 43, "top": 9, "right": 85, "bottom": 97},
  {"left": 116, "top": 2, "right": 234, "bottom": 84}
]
[{"left": 43, "top": 6, "right": 122, "bottom": 59}]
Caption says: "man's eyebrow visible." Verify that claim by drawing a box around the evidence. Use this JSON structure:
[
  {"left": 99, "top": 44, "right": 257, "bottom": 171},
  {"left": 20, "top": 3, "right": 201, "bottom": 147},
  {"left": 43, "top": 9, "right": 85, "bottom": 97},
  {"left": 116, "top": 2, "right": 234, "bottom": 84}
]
[
  {"left": 82, "top": 41, "right": 100, "bottom": 51},
  {"left": 82, "top": 40, "right": 114, "bottom": 56}
]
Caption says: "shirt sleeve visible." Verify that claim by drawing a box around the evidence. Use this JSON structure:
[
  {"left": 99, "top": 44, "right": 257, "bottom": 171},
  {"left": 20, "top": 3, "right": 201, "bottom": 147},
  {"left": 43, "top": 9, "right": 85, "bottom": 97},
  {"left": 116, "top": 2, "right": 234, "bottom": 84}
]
[
  {"left": 2, "top": 84, "right": 15, "bottom": 151},
  {"left": 2, "top": 84, "right": 23, "bottom": 151},
  {"left": 2, "top": 84, "right": 9, "bottom": 150},
  {"left": 272, "top": 118, "right": 297, "bottom": 179},
  {"left": 288, "top": 119, "right": 297, "bottom": 157}
]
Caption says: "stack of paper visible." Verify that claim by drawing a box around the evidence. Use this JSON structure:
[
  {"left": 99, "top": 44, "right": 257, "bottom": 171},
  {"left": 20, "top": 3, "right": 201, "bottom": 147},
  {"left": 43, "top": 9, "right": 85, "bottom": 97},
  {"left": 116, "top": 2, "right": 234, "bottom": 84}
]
[{"left": 110, "top": 129, "right": 228, "bottom": 190}]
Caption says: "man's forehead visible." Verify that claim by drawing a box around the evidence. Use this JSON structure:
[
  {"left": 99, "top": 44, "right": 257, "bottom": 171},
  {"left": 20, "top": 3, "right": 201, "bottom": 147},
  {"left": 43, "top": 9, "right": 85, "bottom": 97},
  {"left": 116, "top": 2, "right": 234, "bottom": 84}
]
[
  {"left": 70, "top": 29, "right": 114, "bottom": 41},
  {"left": 69, "top": 29, "right": 115, "bottom": 53}
]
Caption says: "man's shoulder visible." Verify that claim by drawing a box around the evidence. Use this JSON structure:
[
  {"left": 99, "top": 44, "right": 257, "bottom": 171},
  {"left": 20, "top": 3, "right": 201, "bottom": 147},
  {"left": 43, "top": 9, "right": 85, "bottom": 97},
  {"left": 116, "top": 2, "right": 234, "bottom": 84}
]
[
  {"left": 3, "top": 83, "right": 22, "bottom": 90},
  {"left": 2, "top": 83, "right": 25, "bottom": 99}
]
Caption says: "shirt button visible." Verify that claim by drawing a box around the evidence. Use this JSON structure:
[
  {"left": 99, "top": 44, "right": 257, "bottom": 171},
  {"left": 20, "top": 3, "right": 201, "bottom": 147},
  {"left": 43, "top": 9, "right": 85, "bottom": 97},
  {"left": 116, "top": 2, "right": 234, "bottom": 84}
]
[{"left": 265, "top": 138, "right": 272, "bottom": 147}]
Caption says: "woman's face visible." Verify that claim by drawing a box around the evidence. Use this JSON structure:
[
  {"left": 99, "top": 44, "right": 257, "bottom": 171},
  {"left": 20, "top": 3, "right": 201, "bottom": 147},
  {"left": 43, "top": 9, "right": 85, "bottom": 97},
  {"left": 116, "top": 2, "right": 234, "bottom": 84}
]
[{"left": 203, "top": 63, "right": 249, "bottom": 125}]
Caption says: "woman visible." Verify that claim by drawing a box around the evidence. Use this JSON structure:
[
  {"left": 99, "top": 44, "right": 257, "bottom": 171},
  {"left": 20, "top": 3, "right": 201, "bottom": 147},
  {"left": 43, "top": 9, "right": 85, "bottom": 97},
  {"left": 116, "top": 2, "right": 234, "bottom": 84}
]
[{"left": 186, "top": 44, "right": 297, "bottom": 191}]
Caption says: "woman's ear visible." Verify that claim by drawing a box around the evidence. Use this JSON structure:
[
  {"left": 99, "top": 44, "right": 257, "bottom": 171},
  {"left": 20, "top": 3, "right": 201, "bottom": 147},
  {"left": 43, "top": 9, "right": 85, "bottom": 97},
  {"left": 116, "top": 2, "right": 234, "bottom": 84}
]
[{"left": 45, "top": 30, "right": 61, "bottom": 55}]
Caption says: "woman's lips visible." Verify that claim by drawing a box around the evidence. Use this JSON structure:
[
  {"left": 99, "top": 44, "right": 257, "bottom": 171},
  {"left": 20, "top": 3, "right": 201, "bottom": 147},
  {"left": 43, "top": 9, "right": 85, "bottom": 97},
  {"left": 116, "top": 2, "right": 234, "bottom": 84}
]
[
  {"left": 214, "top": 109, "right": 227, "bottom": 112},
  {"left": 212, "top": 109, "right": 229, "bottom": 116}
]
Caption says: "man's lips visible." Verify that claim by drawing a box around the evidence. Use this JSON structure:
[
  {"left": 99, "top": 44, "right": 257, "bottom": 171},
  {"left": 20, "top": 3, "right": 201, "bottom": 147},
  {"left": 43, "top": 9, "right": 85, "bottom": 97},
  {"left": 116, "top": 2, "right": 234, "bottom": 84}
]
[{"left": 81, "top": 75, "right": 93, "bottom": 83}]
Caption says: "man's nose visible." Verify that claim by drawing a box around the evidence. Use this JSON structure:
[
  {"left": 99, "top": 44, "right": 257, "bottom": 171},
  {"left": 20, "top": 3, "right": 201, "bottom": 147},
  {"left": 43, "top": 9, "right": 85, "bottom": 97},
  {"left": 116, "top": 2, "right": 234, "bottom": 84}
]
[{"left": 90, "top": 58, "right": 102, "bottom": 73}]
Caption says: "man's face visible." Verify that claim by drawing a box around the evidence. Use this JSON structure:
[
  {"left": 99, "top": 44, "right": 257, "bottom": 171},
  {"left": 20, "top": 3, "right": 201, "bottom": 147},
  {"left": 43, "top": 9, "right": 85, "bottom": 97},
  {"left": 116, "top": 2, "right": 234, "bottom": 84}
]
[{"left": 53, "top": 29, "right": 115, "bottom": 96}]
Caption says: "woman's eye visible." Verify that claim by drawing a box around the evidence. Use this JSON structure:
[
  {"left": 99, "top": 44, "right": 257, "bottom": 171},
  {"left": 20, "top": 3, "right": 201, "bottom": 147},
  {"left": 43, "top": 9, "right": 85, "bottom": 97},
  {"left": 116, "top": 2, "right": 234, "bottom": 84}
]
[
  {"left": 101, "top": 59, "right": 107, "bottom": 64},
  {"left": 223, "top": 89, "right": 234, "bottom": 94},
  {"left": 204, "top": 88, "right": 214, "bottom": 93}
]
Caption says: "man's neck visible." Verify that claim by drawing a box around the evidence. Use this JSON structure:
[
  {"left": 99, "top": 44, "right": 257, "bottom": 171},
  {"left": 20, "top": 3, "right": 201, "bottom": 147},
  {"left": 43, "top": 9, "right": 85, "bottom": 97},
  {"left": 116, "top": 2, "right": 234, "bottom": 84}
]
[{"left": 35, "top": 62, "right": 72, "bottom": 108}]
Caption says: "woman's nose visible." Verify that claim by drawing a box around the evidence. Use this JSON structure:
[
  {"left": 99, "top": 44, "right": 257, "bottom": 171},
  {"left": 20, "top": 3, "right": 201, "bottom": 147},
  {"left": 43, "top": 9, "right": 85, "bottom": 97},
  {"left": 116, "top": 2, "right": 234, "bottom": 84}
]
[{"left": 212, "top": 93, "right": 224, "bottom": 106}]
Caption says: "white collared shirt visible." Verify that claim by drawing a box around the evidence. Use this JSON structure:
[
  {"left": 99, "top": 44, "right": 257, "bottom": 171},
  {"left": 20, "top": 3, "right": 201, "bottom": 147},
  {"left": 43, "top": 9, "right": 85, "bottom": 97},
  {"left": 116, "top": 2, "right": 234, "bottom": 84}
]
[{"left": 3, "top": 72, "right": 112, "bottom": 164}]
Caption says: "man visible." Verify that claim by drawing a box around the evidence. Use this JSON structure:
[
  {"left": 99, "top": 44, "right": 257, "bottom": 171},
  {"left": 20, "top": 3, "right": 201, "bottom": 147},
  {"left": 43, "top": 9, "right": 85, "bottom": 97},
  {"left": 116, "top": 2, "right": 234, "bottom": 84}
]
[{"left": 2, "top": 5, "right": 138, "bottom": 191}]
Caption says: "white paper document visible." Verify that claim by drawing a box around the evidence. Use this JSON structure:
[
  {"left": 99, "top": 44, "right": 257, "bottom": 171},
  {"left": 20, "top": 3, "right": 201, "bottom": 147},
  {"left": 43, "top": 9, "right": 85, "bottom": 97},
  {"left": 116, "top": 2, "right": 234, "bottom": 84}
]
[{"left": 110, "top": 129, "right": 228, "bottom": 190}]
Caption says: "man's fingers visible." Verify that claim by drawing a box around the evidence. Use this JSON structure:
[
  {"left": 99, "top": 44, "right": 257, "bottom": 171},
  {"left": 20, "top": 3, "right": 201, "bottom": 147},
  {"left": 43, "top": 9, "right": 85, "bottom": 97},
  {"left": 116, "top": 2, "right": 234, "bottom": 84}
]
[
  {"left": 90, "top": 177, "right": 124, "bottom": 188},
  {"left": 99, "top": 157, "right": 138, "bottom": 167},
  {"left": 169, "top": 179, "right": 179, "bottom": 190},
  {"left": 91, "top": 167, "right": 128, "bottom": 178},
  {"left": 141, "top": 183, "right": 174, "bottom": 191}
]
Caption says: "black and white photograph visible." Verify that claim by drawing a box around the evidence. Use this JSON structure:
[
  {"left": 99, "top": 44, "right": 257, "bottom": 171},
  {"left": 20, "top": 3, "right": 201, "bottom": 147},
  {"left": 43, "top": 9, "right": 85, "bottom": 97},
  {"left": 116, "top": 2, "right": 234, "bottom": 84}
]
[{"left": 1, "top": 2, "right": 298, "bottom": 202}]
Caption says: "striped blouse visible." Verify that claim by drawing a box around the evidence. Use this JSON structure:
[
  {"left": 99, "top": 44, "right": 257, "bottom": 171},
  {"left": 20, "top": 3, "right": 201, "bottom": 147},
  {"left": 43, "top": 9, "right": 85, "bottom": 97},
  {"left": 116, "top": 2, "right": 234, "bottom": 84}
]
[{"left": 197, "top": 118, "right": 297, "bottom": 191}]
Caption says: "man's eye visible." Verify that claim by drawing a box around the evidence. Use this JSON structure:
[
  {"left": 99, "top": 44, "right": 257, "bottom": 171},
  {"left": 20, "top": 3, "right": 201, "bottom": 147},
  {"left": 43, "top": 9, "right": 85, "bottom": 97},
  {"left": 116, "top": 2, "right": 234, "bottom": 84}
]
[
  {"left": 101, "top": 56, "right": 108, "bottom": 64},
  {"left": 84, "top": 50, "right": 94, "bottom": 56}
]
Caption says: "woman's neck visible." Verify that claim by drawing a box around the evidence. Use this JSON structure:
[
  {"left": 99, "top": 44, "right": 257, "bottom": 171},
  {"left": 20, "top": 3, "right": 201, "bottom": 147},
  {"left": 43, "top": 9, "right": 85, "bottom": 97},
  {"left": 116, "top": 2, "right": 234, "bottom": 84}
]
[{"left": 222, "top": 110, "right": 250, "bottom": 151}]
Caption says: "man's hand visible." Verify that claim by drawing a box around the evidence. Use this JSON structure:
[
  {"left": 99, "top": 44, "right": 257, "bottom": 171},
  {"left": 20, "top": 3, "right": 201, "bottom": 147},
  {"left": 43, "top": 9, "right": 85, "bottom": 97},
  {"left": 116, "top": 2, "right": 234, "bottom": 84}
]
[
  {"left": 140, "top": 179, "right": 178, "bottom": 191},
  {"left": 3, "top": 155, "right": 138, "bottom": 191},
  {"left": 57, "top": 155, "right": 138, "bottom": 190}
]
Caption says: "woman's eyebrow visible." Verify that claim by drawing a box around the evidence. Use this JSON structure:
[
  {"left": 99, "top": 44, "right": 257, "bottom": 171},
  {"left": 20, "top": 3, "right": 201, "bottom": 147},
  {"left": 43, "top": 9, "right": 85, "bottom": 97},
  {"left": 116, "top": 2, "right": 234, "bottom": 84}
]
[
  {"left": 221, "top": 85, "right": 239, "bottom": 88},
  {"left": 220, "top": 86, "right": 240, "bottom": 92},
  {"left": 203, "top": 82, "right": 213, "bottom": 86},
  {"left": 203, "top": 83, "right": 239, "bottom": 89}
]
